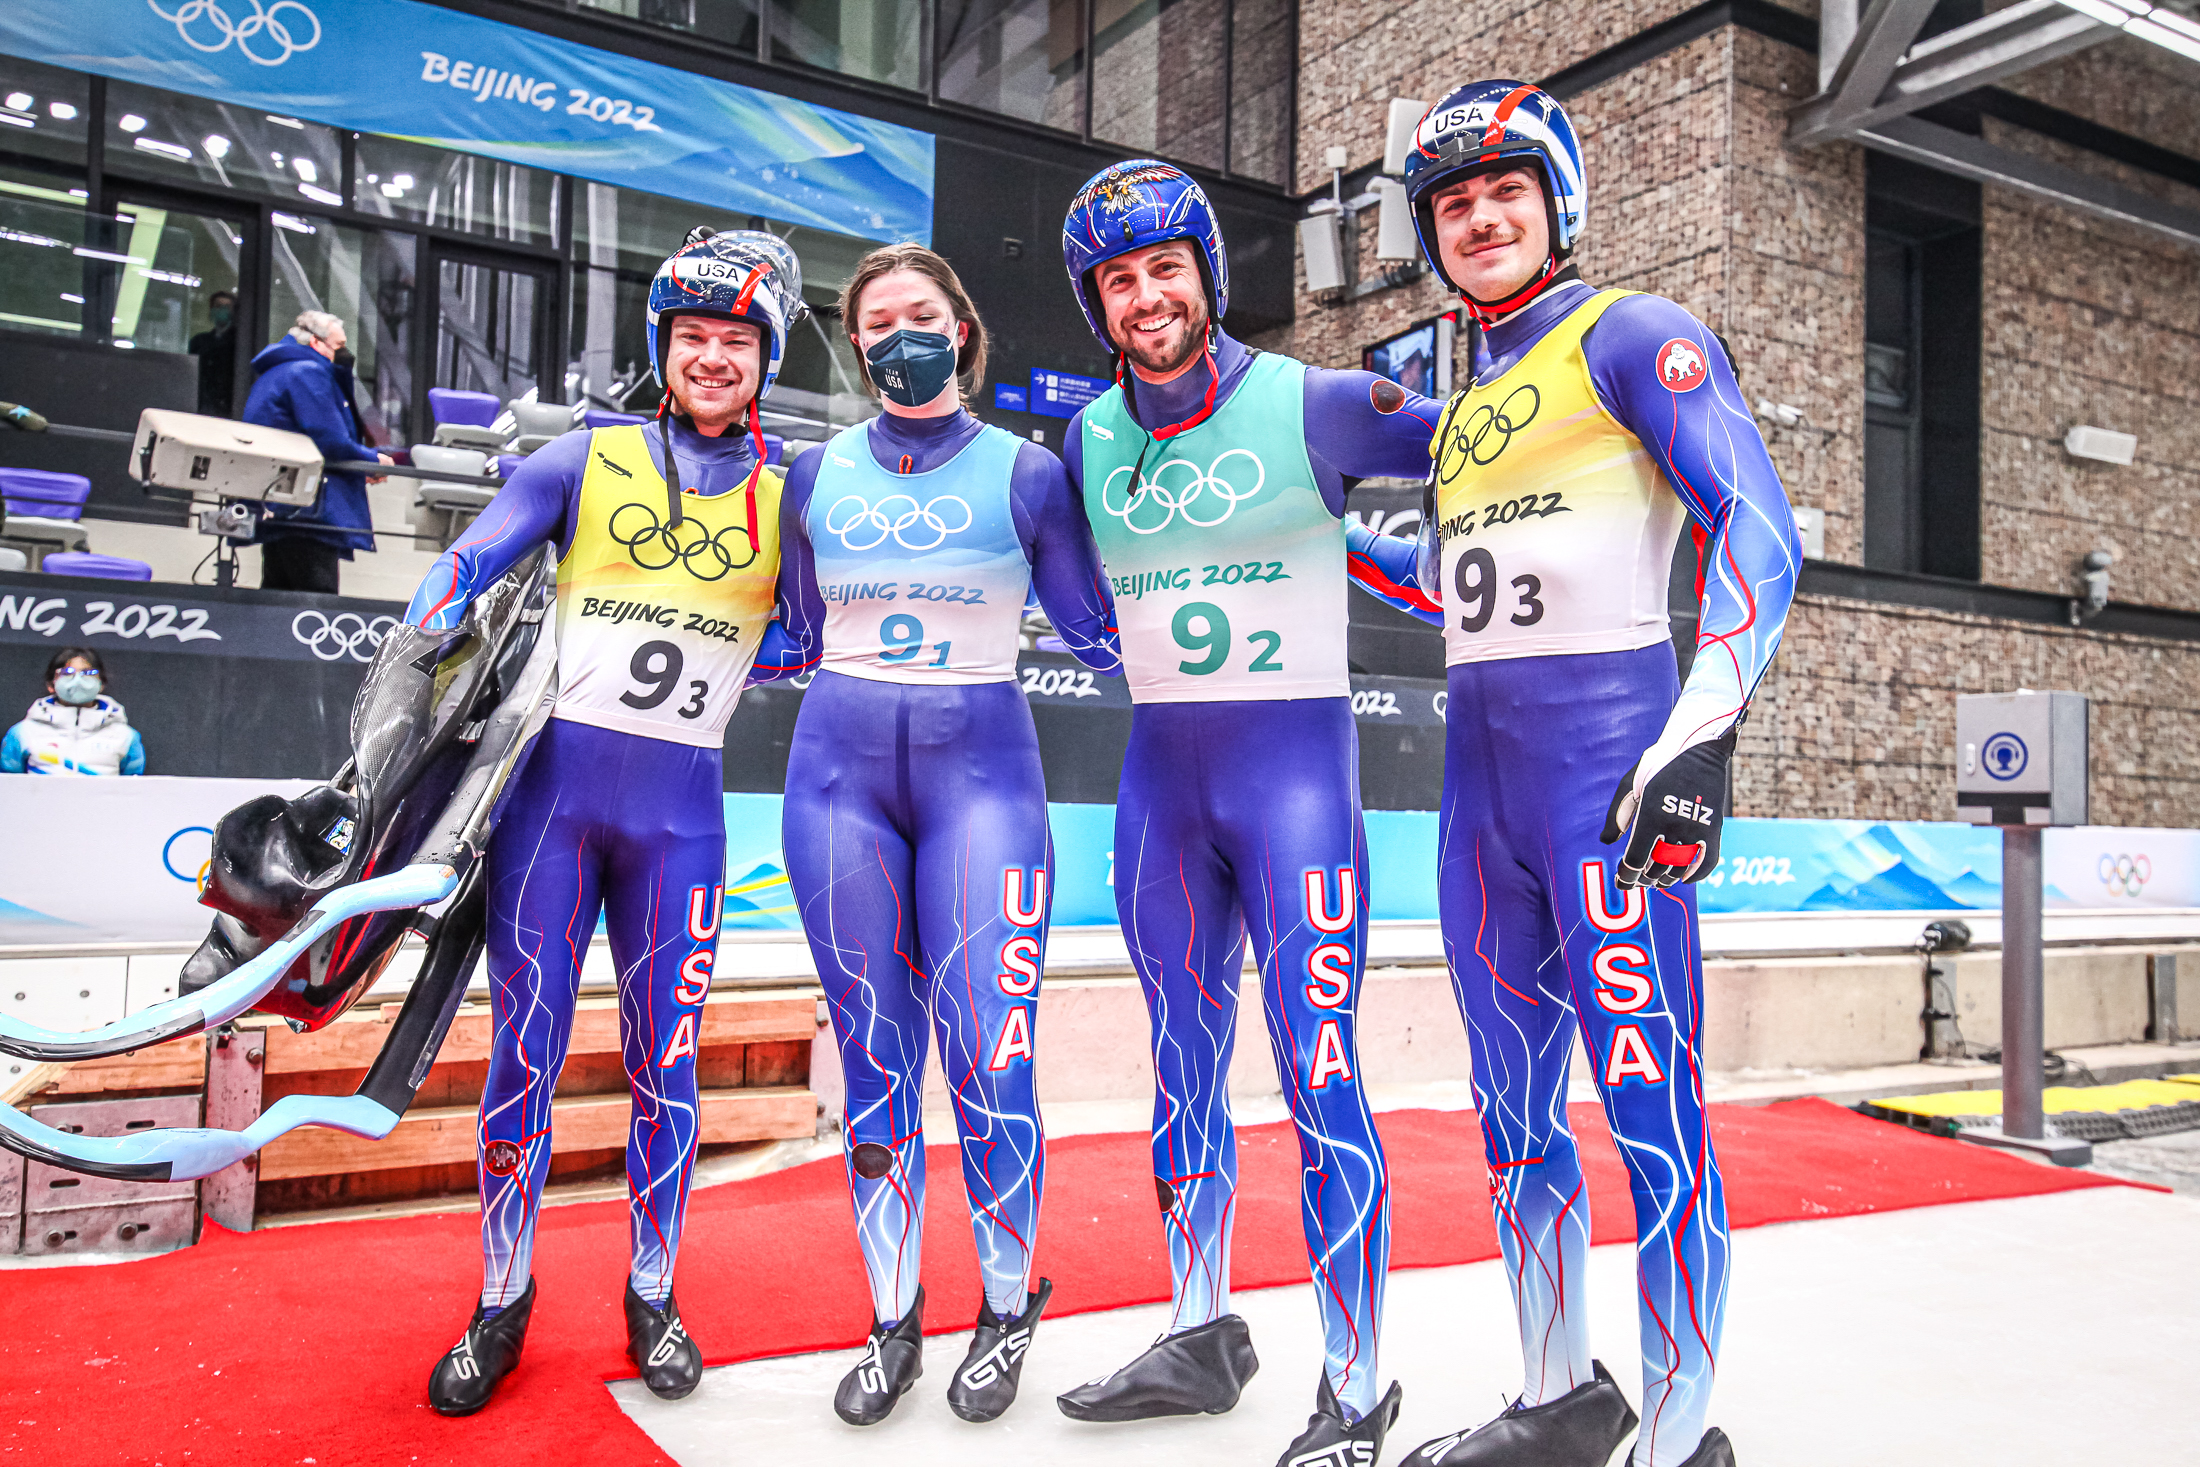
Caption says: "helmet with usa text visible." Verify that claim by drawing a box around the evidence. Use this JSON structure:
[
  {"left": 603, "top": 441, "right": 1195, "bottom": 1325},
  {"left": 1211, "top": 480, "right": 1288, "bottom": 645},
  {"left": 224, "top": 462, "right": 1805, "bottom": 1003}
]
[
  {"left": 1060, "top": 159, "right": 1230, "bottom": 352},
  {"left": 644, "top": 228, "right": 807, "bottom": 396},
  {"left": 1402, "top": 81, "right": 1586, "bottom": 296}
]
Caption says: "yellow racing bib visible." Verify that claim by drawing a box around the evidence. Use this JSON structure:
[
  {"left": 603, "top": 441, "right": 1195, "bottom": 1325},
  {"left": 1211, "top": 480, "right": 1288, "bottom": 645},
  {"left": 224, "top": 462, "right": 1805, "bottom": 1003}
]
[
  {"left": 551, "top": 424, "right": 782, "bottom": 746},
  {"left": 1432, "top": 289, "right": 1685, "bottom": 666}
]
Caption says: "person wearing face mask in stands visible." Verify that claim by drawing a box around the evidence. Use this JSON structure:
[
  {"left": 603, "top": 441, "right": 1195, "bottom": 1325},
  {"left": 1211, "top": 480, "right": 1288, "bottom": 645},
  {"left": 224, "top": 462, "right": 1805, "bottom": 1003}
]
[
  {"left": 753, "top": 243, "right": 1120, "bottom": 1428},
  {"left": 2, "top": 649, "right": 145, "bottom": 776},
  {"left": 188, "top": 290, "right": 237, "bottom": 417}
]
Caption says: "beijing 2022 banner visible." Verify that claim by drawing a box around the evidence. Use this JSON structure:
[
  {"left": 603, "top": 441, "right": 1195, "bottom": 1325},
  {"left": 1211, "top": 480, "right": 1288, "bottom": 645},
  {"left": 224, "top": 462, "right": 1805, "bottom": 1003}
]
[{"left": 0, "top": 0, "right": 934, "bottom": 243}]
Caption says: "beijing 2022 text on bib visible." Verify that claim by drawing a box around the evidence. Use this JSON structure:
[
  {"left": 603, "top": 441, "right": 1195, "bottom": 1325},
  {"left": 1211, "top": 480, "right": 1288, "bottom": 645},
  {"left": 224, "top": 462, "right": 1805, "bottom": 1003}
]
[
  {"left": 1080, "top": 353, "right": 1346, "bottom": 703},
  {"left": 805, "top": 420, "right": 1031, "bottom": 683},
  {"left": 551, "top": 424, "right": 783, "bottom": 746},
  {"left": 1432, "top": 289, "right": 1685, "bottom": 668}
]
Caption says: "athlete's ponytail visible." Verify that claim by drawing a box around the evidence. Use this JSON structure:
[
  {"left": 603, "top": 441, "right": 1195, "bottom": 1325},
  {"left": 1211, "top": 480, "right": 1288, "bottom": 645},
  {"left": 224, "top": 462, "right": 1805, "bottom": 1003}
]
[{"left": 838, "top": 244, "right": 990, "bottom": 402}]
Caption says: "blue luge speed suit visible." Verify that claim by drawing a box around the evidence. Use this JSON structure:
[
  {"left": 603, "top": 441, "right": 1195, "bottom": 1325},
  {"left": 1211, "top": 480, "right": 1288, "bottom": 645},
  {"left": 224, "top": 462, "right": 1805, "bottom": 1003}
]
[
  {"left": 1356, "top": 280, "right": 1800, "bottom": 1465},
  {"left": 765, "top": 409, "right": 1119, "bottom": 1330},
  {"left": 406, "top": 417, "right": 784, "bottom": 1316},
  {"left": 1066, "top": 328, "right": 1442, "bottom": 1421}
]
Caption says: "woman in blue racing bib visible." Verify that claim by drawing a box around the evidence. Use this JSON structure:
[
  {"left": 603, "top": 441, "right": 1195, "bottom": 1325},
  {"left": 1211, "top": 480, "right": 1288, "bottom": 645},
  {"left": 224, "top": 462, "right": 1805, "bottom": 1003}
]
[{"left": 765, "top": 244, "right": 1120, "bottom": 1426}]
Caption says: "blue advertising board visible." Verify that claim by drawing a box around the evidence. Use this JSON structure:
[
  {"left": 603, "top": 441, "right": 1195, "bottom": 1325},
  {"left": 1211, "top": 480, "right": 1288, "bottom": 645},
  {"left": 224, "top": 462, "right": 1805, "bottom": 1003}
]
[
  {"left": 992, "top": 382, "right": 1029, "bottom": 412},
  {"left": 1, "top": 0, "right": 933, "bottom": 244},
  {"left": 1028, "top": 368, "right": 1108, "bottom": 419}
]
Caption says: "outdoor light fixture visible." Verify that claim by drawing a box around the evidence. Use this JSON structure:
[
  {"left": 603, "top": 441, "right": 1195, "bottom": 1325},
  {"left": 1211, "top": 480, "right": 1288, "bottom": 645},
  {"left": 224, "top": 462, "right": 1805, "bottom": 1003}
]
[
  {"left": 203, "top": 134, "right": 231, "bottom": 159},
  {"left": 2064, "top": 424, "right": 2137, "bottom": 464},
  {"left": 1300, "top": 206, "right": 1346, "bottom": 292},
  {"left": 117, "top": 113, "right": 146, "bottom": 133},
  {"left": 49, "top": 102, "right": 76, "bottom": 120},
  {"left": 3, "top": 92, "right": 32, "bottom": 113}
]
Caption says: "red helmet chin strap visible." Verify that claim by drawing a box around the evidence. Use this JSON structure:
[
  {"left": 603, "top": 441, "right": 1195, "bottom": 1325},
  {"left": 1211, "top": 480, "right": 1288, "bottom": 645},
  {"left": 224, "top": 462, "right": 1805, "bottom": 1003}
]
[
  {"left": 1458, "top": 253, "right": 1565, "bottom": 327},
  {"left": 741, "top": 399, "right": 765, "bottom": 553}
]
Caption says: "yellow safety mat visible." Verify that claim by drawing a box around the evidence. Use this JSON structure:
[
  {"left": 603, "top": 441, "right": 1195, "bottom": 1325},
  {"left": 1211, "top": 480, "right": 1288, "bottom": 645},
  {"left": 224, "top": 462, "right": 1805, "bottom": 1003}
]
[
  {"left": 1870, "top": 1079, "right": 2200, "bottom": 1118},
  {"left": 1861, "top": 1078, "right": 2200, "bottom": 1141}
]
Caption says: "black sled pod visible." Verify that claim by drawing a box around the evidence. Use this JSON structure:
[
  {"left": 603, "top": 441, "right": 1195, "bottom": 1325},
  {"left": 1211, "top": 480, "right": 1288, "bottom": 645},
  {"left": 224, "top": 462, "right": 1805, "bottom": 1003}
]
[{"left": 0, "top": 547, "right": 559, "bottom": 1182}]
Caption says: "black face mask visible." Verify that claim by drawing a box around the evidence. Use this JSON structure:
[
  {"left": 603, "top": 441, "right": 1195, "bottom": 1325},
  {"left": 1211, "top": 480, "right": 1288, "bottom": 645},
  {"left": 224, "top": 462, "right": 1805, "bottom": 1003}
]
[{"left": 331, "top": 346, "right": 356, "bottom": 370}]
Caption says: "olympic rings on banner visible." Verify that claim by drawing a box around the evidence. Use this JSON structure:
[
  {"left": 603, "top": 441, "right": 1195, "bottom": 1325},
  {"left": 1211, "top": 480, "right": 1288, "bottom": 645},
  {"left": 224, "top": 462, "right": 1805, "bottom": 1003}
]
[
  {"left": 607, "top": 500, "right": 759, "bottom": 579},
  {"left": 291, "top": 610, "right": 396, "bottom": 663},
  {"left": 822, "top": 493, "right": 974, "bottom": 552},
  {"left": 148, "top": 0, "right": 323, "bottom": 66},
  {"left": 1099, "top": 449, "right": 1266, "bottom": 535},
  {"left": 2097, "top": 852, "right": 2151, "bottom": 898}
]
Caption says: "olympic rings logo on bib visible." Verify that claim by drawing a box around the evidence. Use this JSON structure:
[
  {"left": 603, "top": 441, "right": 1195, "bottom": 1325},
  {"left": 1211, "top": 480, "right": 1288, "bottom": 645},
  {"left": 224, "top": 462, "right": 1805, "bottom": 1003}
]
[
  {"left": 1440, "top": 384, "right": 1540, "bottom": 480},
  {"left": 1100, "top": 449, "right": 1266, "bottom": 535},
  {"left": 822, "top": 493, "right": 974, "bottom": 552},
  {"left": 608, "top": 501, "right": 759, "bottom": 580}
]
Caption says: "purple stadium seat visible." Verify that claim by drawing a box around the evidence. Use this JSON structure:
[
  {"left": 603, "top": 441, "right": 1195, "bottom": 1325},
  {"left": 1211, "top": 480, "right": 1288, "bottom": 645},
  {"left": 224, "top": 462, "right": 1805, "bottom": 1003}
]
[
  {"left": 428, "top": 388, "right": 502, "bottom": 428},
  {"left": 42, "top": 552, "right": 152, "bottom": 581},
  {"left": 0, "top": 468, "right": 92, "bottom": 522}
]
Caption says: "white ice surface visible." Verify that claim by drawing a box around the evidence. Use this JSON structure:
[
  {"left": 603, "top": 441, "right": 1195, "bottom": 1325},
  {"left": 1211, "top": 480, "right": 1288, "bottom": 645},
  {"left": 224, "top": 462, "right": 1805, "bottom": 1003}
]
[{"left": 612, "top": 1185, "right": 2200, "bottom": 1466}]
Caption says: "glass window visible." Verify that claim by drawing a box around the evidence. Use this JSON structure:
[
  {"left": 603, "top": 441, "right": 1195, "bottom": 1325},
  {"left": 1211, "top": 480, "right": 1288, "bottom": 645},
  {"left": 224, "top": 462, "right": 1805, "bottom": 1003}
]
[
  {"left": 105, "top": 80, "right": 344, "bottom": 205},
  {"left": 938, "top": 0, "right": 1085, "bottom": 131},
  {"left": 0, "top": 56, "right": 91, "bottom": 177},
  {"left": 267, "top": 215, "right": 419, "bottom": 446},
  {"left": 580, "top": 0, "right": 761, "bottom": 49},
  {"left": 103, "top": 204, "right": 243, "bottom": 362},
  {"left": 1091, "top": 0, "right": 1226, "bottom": 170},
  {"left": 771, "top": 0, "right": 927, "bottom": 92},
  {"left": 1227, "top": 0, "right": 1292, "bottom": 185},
  {"left": 435, "top": 259, "right": 544, "bottom": 406},
  {"left": 0, "top": 194, "right": 90, "bottom": 338},
  {"left": 354, "top": 135, "right": 559, "bottom": 247}
]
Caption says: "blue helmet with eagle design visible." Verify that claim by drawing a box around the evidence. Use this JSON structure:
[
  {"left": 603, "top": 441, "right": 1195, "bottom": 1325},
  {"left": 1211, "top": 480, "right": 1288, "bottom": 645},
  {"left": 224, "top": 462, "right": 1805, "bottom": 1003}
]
[{"left": 1061, "top": 159, "right": 1230, "bottom": 352}]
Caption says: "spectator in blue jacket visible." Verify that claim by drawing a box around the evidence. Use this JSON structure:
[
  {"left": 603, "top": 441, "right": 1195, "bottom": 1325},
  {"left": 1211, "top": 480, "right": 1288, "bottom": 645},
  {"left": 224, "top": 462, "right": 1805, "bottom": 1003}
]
[{"left": 243, "top": 311, "right": 392, "bottom": 593}]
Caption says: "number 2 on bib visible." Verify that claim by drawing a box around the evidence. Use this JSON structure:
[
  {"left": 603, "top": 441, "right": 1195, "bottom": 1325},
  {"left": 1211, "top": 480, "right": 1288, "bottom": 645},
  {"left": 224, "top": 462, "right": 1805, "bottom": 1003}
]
[{"left": 1171, "top": 600, "right": 1283, "bottom": 675}]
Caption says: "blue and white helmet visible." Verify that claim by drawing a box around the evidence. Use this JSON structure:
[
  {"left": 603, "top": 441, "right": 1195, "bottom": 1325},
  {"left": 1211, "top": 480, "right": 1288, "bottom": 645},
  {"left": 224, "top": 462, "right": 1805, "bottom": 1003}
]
[
  {"left": 645, "top": 229, "right": 806, "bottom": 395},
  {"left": 1402, "top": 81, "right": 1586, "bottom": 293},
  {"left": 1061, "top": 159, "right": 1229, "bottom": 351}
]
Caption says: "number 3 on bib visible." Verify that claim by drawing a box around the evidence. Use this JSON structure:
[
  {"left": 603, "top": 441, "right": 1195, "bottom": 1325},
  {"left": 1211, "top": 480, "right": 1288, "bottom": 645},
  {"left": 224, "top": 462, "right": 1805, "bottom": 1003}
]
[{"left": 1171, "top": 600, "right": 1283, "bottom": 676}]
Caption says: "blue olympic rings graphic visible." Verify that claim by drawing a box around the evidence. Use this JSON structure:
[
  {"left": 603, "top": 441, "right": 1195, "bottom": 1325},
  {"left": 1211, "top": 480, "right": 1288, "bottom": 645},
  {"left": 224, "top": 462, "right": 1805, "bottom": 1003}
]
[
  {"left": 163, "top": 826, "right": 215, "bottom": 890},
  {"left": 149, "top": 0, "right": 323, "bottom": 66}
]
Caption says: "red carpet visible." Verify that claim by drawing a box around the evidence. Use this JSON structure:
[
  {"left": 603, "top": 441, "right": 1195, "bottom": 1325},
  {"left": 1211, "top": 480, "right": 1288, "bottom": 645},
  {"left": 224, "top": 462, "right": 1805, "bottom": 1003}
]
[{"left": 0, "top": 1099, "right": 2124, "bottom": 1466}]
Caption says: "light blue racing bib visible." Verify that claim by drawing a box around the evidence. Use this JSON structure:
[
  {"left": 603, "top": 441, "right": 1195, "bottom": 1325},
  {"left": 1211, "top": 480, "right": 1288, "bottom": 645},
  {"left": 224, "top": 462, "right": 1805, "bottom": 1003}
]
[{"left": 806, "top": 419, "right": 1032, "bottom": 684}]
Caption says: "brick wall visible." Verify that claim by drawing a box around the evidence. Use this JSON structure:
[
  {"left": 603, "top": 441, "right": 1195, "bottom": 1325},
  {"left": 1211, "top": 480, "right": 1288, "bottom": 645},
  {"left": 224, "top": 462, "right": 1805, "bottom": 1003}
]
[
  {"left": 1743, "top": 596, "right": 2200, "bottom": 827},
  {"left": 1252, "top": 2, "right": 2200, "bottom": 825}
]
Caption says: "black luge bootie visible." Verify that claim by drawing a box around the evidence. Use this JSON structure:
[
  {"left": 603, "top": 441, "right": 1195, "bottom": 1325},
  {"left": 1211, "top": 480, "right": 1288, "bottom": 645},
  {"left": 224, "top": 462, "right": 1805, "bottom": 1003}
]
[
  {"left": 1276, "top": 1374, "right": 1402, "bottom": 1467},
  {"left": 1056, "top": 1313, "right": 1259, "bottom": 1422},
  {"left": 1633, "top": 1426, "right": 1736, "bottom": 1467},
  {"left": 624, "top": 1283, "right": 703, "bottom": 1401},
  {"left": 835, "top": 1285, "right": 926, "bottom": 1425},
  {"left": 1407, "top": 1359, "right": 1639, "bottom": 1467},
  {"left": 948, "top": 1278, "right": 1052, "bottom": 1423},
  {"left": 428, "top": 1278, "right": 536, "bottom": 1417}
]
